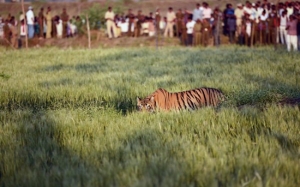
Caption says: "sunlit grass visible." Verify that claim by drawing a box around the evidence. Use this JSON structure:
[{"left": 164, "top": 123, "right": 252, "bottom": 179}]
[{"left": 0, "top": 46, "right": 300, "bottom": 186}]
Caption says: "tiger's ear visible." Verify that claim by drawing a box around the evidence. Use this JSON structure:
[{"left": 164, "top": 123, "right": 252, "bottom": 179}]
[{"left": 137, "top": 97, "right": 141, "bottom": 104}]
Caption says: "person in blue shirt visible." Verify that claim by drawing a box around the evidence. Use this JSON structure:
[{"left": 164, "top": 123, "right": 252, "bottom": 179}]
[{"left": 193, "top": 3, "right": 203, "bottom": 22}]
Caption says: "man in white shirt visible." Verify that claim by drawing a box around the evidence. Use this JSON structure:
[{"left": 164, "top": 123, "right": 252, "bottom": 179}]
[
  {"left": 257, "top": 4, "right": 264, "bottom": 17},
  {"left": 278, "top": 4, "right": 286, "bottom": 17},
  {"left": 235, "top": 3, "right": 244, "bottom": 37},
  {"left": 164, "top": 7, "right": 176, "bottom": 37},
  {"left": 250, "top": 3, "right": 258, "bottom": 21},
  {"left": 280, "top": 10, "right": 288, "bottom": 44},
  {"left": 105, "top": 6, "right": 117, "bottom": 39},
  {"left": 186, "top": 16, "right": 195, "bottom": 46},
  {"left": 202, "top": 2, "right": 212, "bottom": 20},
  {"left": 159, "top": 17, "right": 166, "bottom": 32},
  {"left": 286, "top": 3, "right": 294, "bottom": 20},
  {"left": 117, "top": 19, "right": 128, "bottom": 36},
  {"left": 260, "top": 9, "right": 268, "bottom": 21},
  {"left": 243, "top": 2, "right": 252, "bottom": 17},
  {"left": 26, "top": 6, "right": 35, "bottom": 38}
]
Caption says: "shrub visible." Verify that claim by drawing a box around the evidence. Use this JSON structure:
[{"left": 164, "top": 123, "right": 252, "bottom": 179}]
[{"left": 81, "top": 3, "right": 124, "bottom": 31}]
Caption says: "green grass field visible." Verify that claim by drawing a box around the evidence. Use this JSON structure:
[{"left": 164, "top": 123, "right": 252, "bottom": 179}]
[{"left": 0, "top": 46, "right": 300, "bottom": 187}]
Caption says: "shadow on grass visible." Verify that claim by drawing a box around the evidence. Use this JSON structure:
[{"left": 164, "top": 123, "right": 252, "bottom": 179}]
[
  {"left": 0, "top": 111, "right": 206, "bottom": 186},
  {"left": 238, "top": 108, "right": 300, "bottom": 157},
  {"left": 1, "top": 105, "right": 262, "bottom": 186},
  {"left": 87, "top": 129, "right": 189, "bottom": 186},
  {"left": 272, "top": 133, "right": 300, "bottom": 156},
  {"left": 230, "top": 73, "right": 300, "bottom": 108},
  {"left": 0, "top": 89, "right": 135, "bottom": 115},
  {"left": 0, "top": 110, "right": 95, "bottom": 186}
]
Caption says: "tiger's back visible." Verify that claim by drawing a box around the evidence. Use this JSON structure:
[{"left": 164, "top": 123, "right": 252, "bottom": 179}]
[{"left": 137, "top": 87, "right": 224, "bottom": 112}]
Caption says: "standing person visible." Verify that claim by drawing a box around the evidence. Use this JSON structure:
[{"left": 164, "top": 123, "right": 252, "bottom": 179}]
[
  {"left": 0, "top": 18, "right": 3, "bottom": 39},
  {"left": 286, "top": 15, "right": 298, "bottom": 52},
  {"left": 9, "top": 17, "right": 18, "bottom": 48},
  {"left": 227, "top": 15, "right": 236, "bottom": 44},
  {"left": 280, "top": 10, "right": 288, "bottom": 44},
  {"left": 6, "top": 13, "right": 12, "bottom": 22},
  {"left": 38, "top": 7, "right": 44, "bottom": 39},
  {"left": 278, "top": 2, "right": 285, "bottom": 17},
  {"left": 118, "top": 18, "right": 128, "bottom": 37},
  {"left": 250, "top": 3, "right": 258, "bottom": 21},
  {"left": 52, "top": 16, "right": 57, "bottom": 38},
  {"left": 135, "top": 10, "right": 144, "bottom": 37},
  {"left": 148, "top": 18, "right": 155, "bottom": 37},
  {"left": 238, "top": 19, "right": 246, "bottom": 45},
  {"left": 193, "top": 3, "right": 203, "bottom": 21},
  {"left": 202, "top": 18, "right": 211, "bottom": 46},
  {"left": 183, "top": 8, "right": 189, "bottom": 25},
  {"left": 26, "top": 6, "right": 35, "bottom": 39},
  {"left": 244, "top": 1, "right": 252, "bottom": 17},
  {"left": 61, "top": 8, "right": 69, "bottom": 38},
  {"left": 45, "top": 7, "right": 52, "bottom": 39},
  {"left": 56, "top": 16, "right": 63, "bottom": 38},
  {"left": 149, "top": 12, "right": 154, "bottom": 19},
  {"left": 186, "top": 16, "right": 195, "bottom": 46},
  {"left": 223, "top": 4, "right": 234, "bottom": 36},
  {"left": 202, "top": 2, "right": 212, "bottom": 20},
  {"left": 155, "top": 8, "right": 161, "bottom": 35},
  {"left": 176, "top": 9, "right": 184, "bottom": 37},
  {"left": 268, "top": 7, "right": 279, "bottom": 45},
  {"left": 258, "top": 10, "right": 268, "bottom": 44},
  {"left": 193, "top": 19, "right": 202, "bottom": 46},
  {"left": 126, "top": 9, "right": 134, "bottom": 37},
  {"left": 105, "top": 6, "right": 117, "bottom": 39},
  {"left": 159, "top": 17, "right": 167, "bottom": 35},
  {"left": 114, "top": 14, "right": 122, "bottom": 37},
  {"left": 19, "top": 11, "right": 24, "bottom": 22},
  {"left": 286, "top": 3, "right": 294, "bottom": 19},
  {"left": 34, "top": 16, "right": 40, "bottom": 38},
  {"left": 297, "top": 13, "right": 300, "bottom": 50},
  {"left": 180, "top": 21, "right": 188, "bottom": 46},
  {"left": 235, "top": 3, "right": 244, "bottom": 38},
  {"left": 244, "top": 17, "right": 252, "bottom": 46},
  {"left": 3, "top": 19, "right": 10, "bottom": 41},
  {"left": 164, "top": 7, "right": 176, "bottom": 37},
  {"left": 256, "top": 16, "right": 264, "bottom": 44},
  {"left": 213, "top": 7, "right": 223, "bottom": 46},
  {"left": 20, "top": 19, "right": 27, "bottom": 39},
  {"left": 141, "top": 17, "right": 149, "bottom": 36}
]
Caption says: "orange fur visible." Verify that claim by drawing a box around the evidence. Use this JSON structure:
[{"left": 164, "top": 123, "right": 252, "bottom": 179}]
[{"left": 137, "top": 87, "right": 224, "bottom": 112}]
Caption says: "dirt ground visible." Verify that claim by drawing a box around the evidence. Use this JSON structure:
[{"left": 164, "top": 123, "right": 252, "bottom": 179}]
[{"left": 0, "top": 30, "right": 197, "bottom": 49}]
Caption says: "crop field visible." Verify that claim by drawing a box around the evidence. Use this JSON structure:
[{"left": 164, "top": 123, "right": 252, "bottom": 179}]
[{"left": 0, "top": 46, "right": 300, "bottom": 187}]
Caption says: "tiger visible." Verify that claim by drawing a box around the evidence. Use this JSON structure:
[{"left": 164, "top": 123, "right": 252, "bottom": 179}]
[{"left": 137, "top": 87, "right": 224, "bottom": 112}]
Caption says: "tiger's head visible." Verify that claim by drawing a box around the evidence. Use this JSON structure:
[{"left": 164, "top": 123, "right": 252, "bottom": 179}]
[{"left": 137, "top": 96, "right": 155, "bottom": 112}]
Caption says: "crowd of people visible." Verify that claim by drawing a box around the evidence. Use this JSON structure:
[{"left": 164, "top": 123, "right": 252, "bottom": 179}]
[
  {"left": 0, "top": 0, "right": 300, "bottom": 51},
  {"left": 105, "top": 1, "right": 300, "bottom": 51},
  {"left": 0, "top": 6, "right": 80, "bottom": 48}
]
